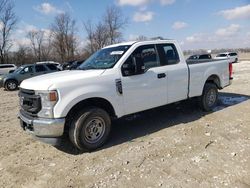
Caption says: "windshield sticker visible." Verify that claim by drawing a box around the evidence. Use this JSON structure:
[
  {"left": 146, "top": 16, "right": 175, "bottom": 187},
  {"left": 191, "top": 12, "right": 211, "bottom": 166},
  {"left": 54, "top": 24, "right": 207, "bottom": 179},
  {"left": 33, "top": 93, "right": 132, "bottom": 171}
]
[{"left": 110, "top": 51, "right": 124, "bottom": 55}]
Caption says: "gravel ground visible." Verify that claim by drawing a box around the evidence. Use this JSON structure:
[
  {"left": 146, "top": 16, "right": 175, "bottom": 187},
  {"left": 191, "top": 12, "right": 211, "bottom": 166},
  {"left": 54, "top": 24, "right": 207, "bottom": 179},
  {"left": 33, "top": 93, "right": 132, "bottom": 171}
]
[{"left": 0, "top": 61, "right": 250, "bottom": 188}]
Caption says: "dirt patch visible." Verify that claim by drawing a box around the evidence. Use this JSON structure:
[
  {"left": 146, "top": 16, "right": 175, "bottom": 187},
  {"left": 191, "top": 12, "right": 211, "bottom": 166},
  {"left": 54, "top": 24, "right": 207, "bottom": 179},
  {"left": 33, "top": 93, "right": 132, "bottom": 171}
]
[{"left": 0, "top": 61, "right": 250, "bottom": 187}]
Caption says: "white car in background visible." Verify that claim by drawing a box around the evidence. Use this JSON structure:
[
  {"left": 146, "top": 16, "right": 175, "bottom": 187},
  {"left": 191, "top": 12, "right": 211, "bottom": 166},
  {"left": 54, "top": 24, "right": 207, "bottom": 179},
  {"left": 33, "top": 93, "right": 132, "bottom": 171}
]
[
  {"left": 215, "top": 52, "right": 238, "bottom": 63},
  {"left": 0, "top": 64, "right": 17, "bottom": 75}
]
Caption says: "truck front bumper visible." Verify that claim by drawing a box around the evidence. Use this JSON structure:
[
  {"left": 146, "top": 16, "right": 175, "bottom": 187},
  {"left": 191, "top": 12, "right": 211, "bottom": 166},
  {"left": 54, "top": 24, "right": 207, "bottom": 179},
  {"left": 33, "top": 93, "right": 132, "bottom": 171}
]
[{"left": 18, "top": 112, "right": 65, "bottom": 138}]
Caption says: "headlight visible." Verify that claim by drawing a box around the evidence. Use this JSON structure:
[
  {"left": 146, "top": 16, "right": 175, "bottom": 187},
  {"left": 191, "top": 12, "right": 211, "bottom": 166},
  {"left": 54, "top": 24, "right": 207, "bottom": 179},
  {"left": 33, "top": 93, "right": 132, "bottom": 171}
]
[{"left": 36, "top": 90, "right": 58, "bottom": 118}]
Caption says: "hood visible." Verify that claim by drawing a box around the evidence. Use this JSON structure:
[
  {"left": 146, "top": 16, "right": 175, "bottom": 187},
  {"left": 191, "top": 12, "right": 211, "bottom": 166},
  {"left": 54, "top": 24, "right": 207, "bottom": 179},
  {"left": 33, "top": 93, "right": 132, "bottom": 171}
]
[{"left": 20, "top": 69, "right": 105, "bottom": 90}]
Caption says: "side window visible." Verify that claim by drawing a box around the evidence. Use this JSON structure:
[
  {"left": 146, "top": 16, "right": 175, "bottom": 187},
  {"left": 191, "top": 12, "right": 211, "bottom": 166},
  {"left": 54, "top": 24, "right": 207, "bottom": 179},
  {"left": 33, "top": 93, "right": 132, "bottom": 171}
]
[
  {"left": 35, "top": 65, "right": 47, "bottom": 72},
  {"left": 157, "top": 44, "right": 180, "bottom": 65},
  {"left": 23, "top": 66, "right": 33, "bottom": 74},
  {"left": 132, "top": 45, "right": 159, "bottom": 69},
  {"left": 199, "top": 54, "right": 211, "bottom": 59},
  {"left": 46, "top": 64, "right": 57, "bottom": 71}
]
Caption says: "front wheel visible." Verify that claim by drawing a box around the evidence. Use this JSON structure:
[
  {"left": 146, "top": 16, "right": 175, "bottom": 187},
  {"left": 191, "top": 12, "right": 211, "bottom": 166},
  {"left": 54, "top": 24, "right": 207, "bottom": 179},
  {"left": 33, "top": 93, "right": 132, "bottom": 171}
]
[
  {"left": 69, "top": 107, "right": 111, "bottom": 151},
  {"left": 199, "top": 83, "right": 218, "bottom": 111},
  {"left": 5, "top": 80, "right": 18, "bottom": 91}
]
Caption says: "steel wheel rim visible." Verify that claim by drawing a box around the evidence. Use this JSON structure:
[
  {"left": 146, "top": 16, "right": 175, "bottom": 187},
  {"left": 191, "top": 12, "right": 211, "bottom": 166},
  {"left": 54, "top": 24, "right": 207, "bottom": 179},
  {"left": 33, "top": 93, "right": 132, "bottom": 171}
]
[
  {"left": 207, "top": 89, "right": 216, "bottom": 106},
  {"left": 7, "top": 82, "right": 16, "bottom": 90},
  {"left": 84, "top": 117, "right": 106, "bottom": 144}
]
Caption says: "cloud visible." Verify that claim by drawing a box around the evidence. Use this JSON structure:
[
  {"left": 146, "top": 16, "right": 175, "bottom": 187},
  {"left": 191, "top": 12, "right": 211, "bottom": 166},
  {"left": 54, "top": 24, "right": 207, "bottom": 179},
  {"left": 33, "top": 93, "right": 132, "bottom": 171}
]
[
  {"left": 133, "top": 11, "right": 154, "bottom": 22},
  {"left": 34, "top": 3, "right": 63, "bottom": 15},
  {"left": 172, "top": 21, "right": 188, "bottom": 30},
  {"left": 117, "top": 0, "right": 151, "bottom": 6},
  {"left": 160, "top": 0, "right": 175, "bottom": 5},
  {"left": 215, "top": 24, "right": 240, "bottom": 37},
  {"left": 117, "top": 0, "right": 175, "bottom": 6},
  {"left": 186, "top": 33, "right": 206, "bottom": 43},
  {"left": 186, "top": 24, "right": 240, "bottom": 45},
  {"left": 219, "top": 4, "right": 250, "bottom": 20}
]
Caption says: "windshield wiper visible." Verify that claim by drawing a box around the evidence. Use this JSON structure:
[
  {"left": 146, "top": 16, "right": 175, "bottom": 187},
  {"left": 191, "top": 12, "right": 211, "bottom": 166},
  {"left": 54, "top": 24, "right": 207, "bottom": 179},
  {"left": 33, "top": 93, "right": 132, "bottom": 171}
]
[{"left": 80, "top": 65, "right": 97, "bottom": 70}]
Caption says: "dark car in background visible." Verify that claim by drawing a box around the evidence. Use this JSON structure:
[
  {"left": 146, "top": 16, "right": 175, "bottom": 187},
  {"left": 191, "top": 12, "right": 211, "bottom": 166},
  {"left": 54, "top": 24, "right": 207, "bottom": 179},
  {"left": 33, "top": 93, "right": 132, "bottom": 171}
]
[
  {"left": 0, "top": 63, "right": 60, "bottom": 91},
  {"left": 186, "top": 54, "right": 212, "bottom": 63},
  {"left": 62, "top": 60, "right": 85, "bottom": 70}
]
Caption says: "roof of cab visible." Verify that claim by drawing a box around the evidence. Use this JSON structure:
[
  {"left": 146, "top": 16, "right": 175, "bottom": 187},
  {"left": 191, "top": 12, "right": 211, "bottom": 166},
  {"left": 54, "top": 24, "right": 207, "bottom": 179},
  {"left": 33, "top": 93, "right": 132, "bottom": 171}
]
[{"left": 103, "top": 39, "right": 177, "bottom": 49}]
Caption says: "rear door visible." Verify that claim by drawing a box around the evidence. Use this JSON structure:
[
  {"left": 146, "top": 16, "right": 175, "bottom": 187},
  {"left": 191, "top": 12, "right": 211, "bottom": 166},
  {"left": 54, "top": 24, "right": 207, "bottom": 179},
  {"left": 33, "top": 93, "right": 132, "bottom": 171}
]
[
  {"left": 156, "top": 43, "right": 189, "bottom": 103},
  {"left": 121, "top": 44, "right": 168, "bottom": 115}
]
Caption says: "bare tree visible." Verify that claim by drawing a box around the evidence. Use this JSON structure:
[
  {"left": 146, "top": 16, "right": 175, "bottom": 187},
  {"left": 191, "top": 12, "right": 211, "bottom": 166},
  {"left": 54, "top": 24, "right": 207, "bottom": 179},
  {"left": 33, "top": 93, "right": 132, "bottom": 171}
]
[
  {"left": 83, "top": 6, "right": 127, "bottom": 54},
  {"left": 94, "top": 22, "right": 109, "bottom": 50},
  {"left": 83, "top": 20, "right": 95, "bottom": 54},
  {"left": 136, "top": 35, "right": 148, "bottom": 41},
  {"left": 0, "top": 0, "right": 7, "bottom": 12},
  {"left": 51, "top": 13, "right": 78, "bottom": 63},
  {"left": 27, "top": 30, "right": 44, "bottom": 62},
  {"left": 104, "top": 5, "right": 127, "bottom": 45},
  {"left": 0, "top": 0, "right": 17, "bottom": 64}
]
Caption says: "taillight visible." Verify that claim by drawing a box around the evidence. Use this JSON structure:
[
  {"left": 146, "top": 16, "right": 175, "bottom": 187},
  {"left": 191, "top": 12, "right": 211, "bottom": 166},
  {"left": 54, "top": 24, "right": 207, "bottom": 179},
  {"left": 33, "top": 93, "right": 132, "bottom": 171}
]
[{"left": 229, "top": 63, "right": 233, "bottom": 79}]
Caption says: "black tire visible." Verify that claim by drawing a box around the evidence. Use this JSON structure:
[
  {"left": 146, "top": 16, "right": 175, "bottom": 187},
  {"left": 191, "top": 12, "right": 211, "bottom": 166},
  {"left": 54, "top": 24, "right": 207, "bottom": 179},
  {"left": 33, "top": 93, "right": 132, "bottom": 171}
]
[
  {"left": 69, "top": 107, "right": 111, "bottom": 151},
  {"left": 5, "top": 80, "right": 18, "bottom": 91},
  {"left": 199, "top": 83, "right": 218, "bottom": 112}
]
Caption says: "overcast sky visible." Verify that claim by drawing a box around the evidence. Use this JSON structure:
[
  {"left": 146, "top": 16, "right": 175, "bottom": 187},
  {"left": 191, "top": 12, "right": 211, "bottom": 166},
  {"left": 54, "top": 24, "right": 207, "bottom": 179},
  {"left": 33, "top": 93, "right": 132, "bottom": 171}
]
[{"left": 12, "top": 0, "right": 250, "bottom": 50}]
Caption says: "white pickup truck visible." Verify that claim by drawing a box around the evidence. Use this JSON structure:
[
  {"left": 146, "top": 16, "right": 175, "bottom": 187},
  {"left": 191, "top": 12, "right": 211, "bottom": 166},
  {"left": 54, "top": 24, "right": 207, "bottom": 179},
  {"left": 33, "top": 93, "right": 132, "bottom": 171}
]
[{"left": 18, "top": 40, "right": 233, "bottom": 151}]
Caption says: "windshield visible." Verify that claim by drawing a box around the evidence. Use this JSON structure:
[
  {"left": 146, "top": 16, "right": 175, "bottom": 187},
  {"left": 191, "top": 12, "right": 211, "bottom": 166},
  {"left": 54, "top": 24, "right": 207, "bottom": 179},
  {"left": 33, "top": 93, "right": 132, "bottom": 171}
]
[
  {"left": 13, "top": 66, "right": 24, "bottom": 73},
  {"left": 79, "top": 45, "right": 131, "bottom": 70}
]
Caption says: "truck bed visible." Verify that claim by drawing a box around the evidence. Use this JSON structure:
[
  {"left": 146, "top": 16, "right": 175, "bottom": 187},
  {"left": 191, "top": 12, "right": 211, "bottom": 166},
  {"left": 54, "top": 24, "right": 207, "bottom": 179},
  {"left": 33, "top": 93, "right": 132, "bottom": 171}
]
[{"left": 188, "top": 59, "right": 230, "bottom": 98}]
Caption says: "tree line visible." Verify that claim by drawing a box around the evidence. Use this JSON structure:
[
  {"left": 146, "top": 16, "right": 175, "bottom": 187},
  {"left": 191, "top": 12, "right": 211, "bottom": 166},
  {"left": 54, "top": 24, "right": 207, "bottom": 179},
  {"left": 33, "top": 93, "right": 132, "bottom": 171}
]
[{"left": 0, "top": 0, "right": 127, "bottom": 65}]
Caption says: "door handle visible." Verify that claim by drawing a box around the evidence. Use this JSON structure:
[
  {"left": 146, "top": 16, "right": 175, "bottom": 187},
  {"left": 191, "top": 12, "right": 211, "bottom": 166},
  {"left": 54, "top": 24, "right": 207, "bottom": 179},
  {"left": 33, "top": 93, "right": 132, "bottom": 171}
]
[{"left": 157, "top": 73, "right": 166, "bottom": 79}]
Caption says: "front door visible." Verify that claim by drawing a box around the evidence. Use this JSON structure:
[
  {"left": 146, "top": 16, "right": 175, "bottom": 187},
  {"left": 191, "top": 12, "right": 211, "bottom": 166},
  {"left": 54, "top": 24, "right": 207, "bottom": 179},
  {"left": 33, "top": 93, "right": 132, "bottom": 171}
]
[
  {"left": 121, "top": 45, "right": 168, "bottom": 115},
  {"left": 19, "top": 66, "right": 34, "bottom": 82}
]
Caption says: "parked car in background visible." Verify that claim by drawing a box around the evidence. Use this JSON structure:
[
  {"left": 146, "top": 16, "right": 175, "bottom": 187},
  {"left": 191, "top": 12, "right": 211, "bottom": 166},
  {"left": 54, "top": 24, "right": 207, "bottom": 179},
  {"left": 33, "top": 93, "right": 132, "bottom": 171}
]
[
  {"left": 70, "top": 60, "right": 85, "bottom": 70},
  {"left": 36, "top": 61, "right": 62, "bottom": 70},
  {"left": 0, "top": 64, "right": 17, "bottom": 75},
  {"left": 61, "top": 60, "right": 85, "bottom": 70},
  {"left": 186, "top": 54, "right": 212, "bottom": 63},
  {"left": 0, "top": 63, "right": 59, "bottom": 91},
  {"left": 215, "top": 52, "right": 238, "bottom": 63},
  {"left": 187, "top": 54, "right": 212, "bottom": 60},
  {"left": 61, "top": 60, "right": 76, "bottom": 70}
]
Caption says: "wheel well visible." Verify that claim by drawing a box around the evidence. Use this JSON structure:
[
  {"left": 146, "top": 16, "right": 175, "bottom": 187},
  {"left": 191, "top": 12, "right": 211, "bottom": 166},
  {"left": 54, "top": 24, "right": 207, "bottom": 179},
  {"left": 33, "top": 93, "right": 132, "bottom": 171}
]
[
  {"left": 4, "top": 79, "right": 18, "bottom": 86},
  {"left": 64, "top": 97, "right": 116, "bottom": 133},
  {"left": 205, "top": 75, "right": 221, "bottom": 89}
]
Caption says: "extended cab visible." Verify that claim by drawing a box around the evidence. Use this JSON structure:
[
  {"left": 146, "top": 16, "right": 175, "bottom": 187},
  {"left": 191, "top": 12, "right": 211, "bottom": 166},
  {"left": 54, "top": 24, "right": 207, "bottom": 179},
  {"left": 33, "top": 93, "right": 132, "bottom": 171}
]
[{"left": 18, "top": 40, "right": 233, "bottom": 151}]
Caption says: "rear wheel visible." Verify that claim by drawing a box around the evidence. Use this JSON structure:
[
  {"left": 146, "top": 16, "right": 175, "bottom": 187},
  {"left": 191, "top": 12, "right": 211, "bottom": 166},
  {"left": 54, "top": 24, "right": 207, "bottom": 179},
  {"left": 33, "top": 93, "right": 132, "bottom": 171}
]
[
  {"left": 5, "top": 80, "right": 18, "bottom": 91},
  {"left": 199, "top": 83, "right": 218, "bottom": 111},
  {"left": 69, "top": 107, "right": 111, "bottom": 151}
]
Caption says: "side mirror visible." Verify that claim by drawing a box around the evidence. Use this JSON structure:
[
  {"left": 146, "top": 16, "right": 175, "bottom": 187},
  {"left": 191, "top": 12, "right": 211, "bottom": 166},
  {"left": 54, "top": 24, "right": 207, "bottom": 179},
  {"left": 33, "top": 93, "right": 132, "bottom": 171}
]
[
  {"left": 122, "top": 56, "right": 145, "bottom": 76},
  {"left": 9, "top": 70, "right": 14, "bottom": 73}
]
